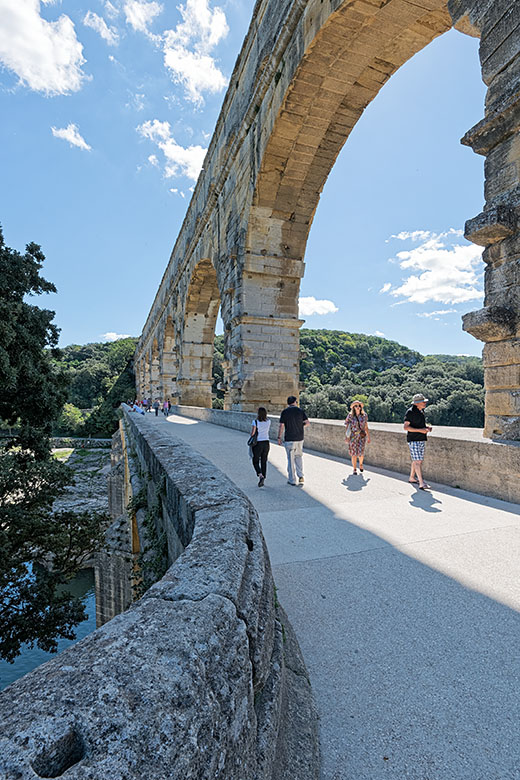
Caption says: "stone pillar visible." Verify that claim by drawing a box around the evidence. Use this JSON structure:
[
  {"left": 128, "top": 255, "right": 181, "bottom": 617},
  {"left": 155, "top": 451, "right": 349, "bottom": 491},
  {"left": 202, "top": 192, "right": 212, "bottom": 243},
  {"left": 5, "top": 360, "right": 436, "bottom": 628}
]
[
  {"left": 225, "top": 252, "right": 304, "bottom": 411},
  {"left": 150, "top": 351, "right": 161, "bottom": 399},
  {"left": 177, "top": 339, "right": 214, "bottom": 407},
  {"left": 455, "top": 0, "right": 520, "bottom": 439},
  {"left": 160, "top": 350, "right": 179, "bottom": 402}
]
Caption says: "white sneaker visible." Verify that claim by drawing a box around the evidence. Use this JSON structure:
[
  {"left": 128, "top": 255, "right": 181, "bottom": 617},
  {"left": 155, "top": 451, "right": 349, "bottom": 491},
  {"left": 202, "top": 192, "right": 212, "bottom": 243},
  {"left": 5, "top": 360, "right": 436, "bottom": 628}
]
[{"left": 298, "top": 476, "right": 304, "bottom": 484}]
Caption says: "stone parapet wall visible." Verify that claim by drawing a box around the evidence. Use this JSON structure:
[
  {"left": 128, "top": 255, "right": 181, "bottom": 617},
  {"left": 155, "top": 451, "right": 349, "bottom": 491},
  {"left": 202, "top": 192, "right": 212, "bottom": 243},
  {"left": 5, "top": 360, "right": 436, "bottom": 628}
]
[
  {"left": 172, "top": 406, "right": 520, "bottom": 505},
  {"left": 0, "top": 408, "right": 320, "bottom": 780}
]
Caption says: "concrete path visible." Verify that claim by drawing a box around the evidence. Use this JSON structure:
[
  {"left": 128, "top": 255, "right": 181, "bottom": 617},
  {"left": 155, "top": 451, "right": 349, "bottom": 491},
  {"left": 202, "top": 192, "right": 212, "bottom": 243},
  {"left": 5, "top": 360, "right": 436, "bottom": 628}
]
[{"left": 160, "top": 413, "right": 520, "bottom": 780}]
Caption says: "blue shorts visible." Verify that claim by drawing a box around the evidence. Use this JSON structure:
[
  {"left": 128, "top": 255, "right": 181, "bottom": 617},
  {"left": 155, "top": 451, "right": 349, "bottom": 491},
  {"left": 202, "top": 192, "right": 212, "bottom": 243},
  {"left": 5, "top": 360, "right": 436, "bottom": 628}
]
[{"left": 408, "top": 441, "right": 426, "bottom": 461}]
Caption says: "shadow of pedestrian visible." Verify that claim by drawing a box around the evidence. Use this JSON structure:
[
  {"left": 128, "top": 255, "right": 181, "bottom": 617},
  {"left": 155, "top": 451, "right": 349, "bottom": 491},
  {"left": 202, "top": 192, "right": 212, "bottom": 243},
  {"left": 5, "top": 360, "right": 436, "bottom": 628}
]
[
  {"left": 409, "top": 488, "right": 443, "bottom": 512},
  {"left": 342, "top": 475, "right": 370, "bottom": 491}
]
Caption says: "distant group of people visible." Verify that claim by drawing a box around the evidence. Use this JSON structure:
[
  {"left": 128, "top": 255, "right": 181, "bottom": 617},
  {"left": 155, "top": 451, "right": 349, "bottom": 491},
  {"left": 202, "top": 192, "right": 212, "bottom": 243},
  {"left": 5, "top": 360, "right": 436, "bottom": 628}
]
[
  {"left": 248, "top": 392, "right": 433, "bottom": 490},
  {"left": 130, "top": 398, "right": 171, "bottom": 417}
]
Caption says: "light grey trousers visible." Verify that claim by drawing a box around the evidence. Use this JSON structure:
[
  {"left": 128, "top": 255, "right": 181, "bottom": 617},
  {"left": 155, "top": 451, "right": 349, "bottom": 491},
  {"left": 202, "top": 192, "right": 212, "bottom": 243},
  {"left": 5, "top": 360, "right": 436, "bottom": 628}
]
[{"left": 284, "top": 440, "right": 304, "bottom": 484}]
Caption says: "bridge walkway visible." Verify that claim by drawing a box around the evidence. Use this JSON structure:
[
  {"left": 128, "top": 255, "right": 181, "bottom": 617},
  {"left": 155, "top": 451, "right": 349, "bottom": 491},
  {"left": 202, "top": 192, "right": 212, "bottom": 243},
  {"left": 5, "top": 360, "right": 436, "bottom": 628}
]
[{"left": 159, "top": 413, "right": 520, "bottom": 780}]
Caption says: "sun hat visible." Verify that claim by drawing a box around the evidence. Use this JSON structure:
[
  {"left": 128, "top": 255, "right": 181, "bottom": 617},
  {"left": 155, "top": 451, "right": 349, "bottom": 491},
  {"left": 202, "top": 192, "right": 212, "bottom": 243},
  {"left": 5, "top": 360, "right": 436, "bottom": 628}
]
[{"left": 412, "top": 393, "right": 429, "bottom": 404}]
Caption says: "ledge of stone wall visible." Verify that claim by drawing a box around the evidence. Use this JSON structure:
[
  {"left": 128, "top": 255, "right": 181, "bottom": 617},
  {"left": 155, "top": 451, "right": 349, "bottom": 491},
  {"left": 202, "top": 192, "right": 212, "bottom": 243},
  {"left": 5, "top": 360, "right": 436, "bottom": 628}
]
[
  {"left": 0, "top": 408, "right": 320, "bottom": 780},
  {"left": 171, "top": 406, "right": 520, "bottom": 505}
]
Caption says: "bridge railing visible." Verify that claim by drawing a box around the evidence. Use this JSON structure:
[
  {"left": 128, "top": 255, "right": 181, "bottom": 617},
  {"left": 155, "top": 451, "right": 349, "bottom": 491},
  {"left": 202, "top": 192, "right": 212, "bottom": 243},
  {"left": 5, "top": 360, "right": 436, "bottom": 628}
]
[{"left": 0, "top": 407, "right": 320, "bottom": 780}]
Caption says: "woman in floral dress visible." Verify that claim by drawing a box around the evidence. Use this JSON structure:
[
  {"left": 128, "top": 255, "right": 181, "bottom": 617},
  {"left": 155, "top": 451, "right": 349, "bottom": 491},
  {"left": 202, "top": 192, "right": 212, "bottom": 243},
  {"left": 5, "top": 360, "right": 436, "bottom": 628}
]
[{"left": 345, "top": 401, "right": 371, "bottom": 475}]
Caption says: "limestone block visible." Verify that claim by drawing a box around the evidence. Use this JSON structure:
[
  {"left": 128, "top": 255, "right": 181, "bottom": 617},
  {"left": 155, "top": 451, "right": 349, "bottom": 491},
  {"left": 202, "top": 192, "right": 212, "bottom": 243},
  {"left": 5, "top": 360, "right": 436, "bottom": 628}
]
[
  {"left": 485, "top": 364, "right": 520, "bottom": 389},
  {"left": 464, "top": 206, "right": 517, "bottom": 245},
  {"left": 484, "top": 413, "right": 520, "bottom": 439},
  {"left": 462, "top": 305, "right": 517, "bottom": 341},
  {"left": 483, "top": 337, "right": 520, "bottom": 366},
  {"left": 0, "top": 596, "right": 256, "bottom": 780},
  {"left": 485, "top": 388, "right": 520, "bottom": 415}
]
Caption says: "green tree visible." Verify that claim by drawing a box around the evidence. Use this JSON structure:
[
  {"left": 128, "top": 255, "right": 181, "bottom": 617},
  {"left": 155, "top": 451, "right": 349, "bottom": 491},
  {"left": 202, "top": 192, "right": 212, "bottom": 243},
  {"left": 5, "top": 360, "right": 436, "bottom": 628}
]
[{"left": 0, "top": 226, "right": 105, "bottom": 662}]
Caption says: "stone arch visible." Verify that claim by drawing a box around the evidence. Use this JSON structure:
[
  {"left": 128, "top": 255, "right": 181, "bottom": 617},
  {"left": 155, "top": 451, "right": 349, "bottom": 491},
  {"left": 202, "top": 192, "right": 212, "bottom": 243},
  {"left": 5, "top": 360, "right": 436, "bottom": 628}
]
[
  {"left": 236, "top": 0, "right": 454, "bottom": 409},
  {"left": 177, "top": 258, "right": 221, "bottom": 408}
]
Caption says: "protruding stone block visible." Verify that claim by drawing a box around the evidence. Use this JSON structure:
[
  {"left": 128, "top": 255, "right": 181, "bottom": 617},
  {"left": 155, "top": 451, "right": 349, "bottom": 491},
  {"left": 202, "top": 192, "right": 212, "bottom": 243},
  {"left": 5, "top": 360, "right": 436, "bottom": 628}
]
[
  {"left": 462, "top": 306, "right": 517, "bottom": 341},
  {"left": 464, "top": 207, "right": 517, "bottom": 246}
]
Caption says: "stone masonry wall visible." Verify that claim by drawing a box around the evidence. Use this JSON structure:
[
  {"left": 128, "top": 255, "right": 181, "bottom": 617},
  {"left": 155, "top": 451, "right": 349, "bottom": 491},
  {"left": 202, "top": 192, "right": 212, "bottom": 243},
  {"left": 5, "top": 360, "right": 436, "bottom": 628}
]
[
  {"left": 171, "top": 405, "right": 520, "bottom": 505},
  {"left": 0, "top": 408, "right": 320, "bottom": 780}
]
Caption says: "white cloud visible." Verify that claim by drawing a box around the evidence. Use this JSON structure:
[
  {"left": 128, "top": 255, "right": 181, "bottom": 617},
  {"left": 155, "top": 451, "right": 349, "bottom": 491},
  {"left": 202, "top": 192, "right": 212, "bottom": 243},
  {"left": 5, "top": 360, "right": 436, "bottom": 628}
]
[
  {"left": 0, "top": 0, "right": 87, "bottom": 95},
  {"left": 101, "top": 331, "right": 132, "bottom": 341},
  {"left": 83, "top": 11, "right": 119, "bottom": 45},
  {"left": 417, "top": 309, "right": 457, "bottom": 318},
  {"left": 123, "top": 0, "right": 162, "bottom": 37},
  {"left": 374, "top": 330, "right": 385, "bottom": 337},
  {"left": 104, "top": 1, "right": 119, "bottom": 19},
  {"left": 298, "top": 297, "right": 338, "bottom": 317},
  {"left": 137, "top": 118, "right": 206, "bottom": 181},
  {"left": 163, "top": 0, "right": 228, "bottom": 104},
  {"left": 381, "top": 230, "right": 483, "bottom": 305},
  {"left": 51, "top": 123, "right": 91, "bottom": 150}
]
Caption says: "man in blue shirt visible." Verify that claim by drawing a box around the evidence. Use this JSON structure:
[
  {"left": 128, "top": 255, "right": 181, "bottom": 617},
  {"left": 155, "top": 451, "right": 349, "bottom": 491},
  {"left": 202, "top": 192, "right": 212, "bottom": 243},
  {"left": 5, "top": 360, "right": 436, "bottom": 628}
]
[{"left": 278, "top": 396, "right": 309, "bottom": 486}]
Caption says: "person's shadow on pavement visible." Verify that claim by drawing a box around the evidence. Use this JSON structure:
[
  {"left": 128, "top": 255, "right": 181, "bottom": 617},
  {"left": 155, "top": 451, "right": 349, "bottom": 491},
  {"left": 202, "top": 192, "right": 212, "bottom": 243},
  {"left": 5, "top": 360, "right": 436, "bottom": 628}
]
[
  {"left": 409, "top": 488, "right": 442, "bottom": 512},
  {"left": 342, "top": 475, "right": 370, "bottom": 491}
]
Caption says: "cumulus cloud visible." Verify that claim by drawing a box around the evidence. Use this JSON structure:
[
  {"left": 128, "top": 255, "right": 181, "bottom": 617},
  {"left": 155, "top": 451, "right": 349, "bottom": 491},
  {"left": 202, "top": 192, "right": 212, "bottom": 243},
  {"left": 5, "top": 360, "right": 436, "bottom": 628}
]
[
  {"left": 298, "top": 297, "right": 338, "bottom": 317},
  {"left": 381, "top": 229, "right": 483, "bottom": 305},
  {"left": 123, "top": 0, "right": 162, "bottom": 37},
  {"left": 374, "top": 330, "right": 385, "bottom": 337},
  {"left": 101, "top": 331, "right": 132, "bottom": 341},
  {"left": 51, "top": 123, "right": 91, "bottom": 150},
  {"left": 83, "top": 11, "right": 119, "bottom": 45},
  {"left": 137, "top": 118, "right": 206, "bottom": 181},
  {"left": 163, "top": 0, "right": 228, "bottom": 104},
  {"left": 0, "top": 0, "right": 86, "bottom": 95}
]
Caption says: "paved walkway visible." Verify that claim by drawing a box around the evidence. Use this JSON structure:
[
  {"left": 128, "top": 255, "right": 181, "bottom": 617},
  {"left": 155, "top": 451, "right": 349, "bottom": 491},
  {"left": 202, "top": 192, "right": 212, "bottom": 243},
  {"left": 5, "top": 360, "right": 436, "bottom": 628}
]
[{"left": 162, "top": 414, "right": 520, "bottom": 780}]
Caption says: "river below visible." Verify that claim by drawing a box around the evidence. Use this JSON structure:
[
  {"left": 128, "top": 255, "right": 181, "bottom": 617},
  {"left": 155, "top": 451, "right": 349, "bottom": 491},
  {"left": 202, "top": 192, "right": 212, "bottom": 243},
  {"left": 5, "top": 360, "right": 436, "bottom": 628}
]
[{"left": 0, "top": 446, "right": 112, "bottom": 691}]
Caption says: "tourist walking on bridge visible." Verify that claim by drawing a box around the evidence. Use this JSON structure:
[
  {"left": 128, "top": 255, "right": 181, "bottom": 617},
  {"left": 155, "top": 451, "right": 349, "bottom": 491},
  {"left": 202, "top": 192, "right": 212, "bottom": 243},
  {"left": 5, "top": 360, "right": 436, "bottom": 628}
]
[
  {"left": 345, "top": 400, "right": 370, "bottom": 475},
  {"left": 404, "top": 393, "right": 432, "bottom": 490},
  {"left": 249, "top": 407, "right": 271, "bottom": 487},
  {"left": 278, "top": 396, "right": 309, "bottom": 486}
]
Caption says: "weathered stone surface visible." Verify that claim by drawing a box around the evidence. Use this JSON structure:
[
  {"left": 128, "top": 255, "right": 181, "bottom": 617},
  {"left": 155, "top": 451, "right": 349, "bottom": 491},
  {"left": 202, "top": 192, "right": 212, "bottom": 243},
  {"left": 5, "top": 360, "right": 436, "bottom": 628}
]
[
  {"left": 0, "top": 409, "right": 321, "bottom": 779},
  {"left": 464, "top": 206, "right": 517, "bottom": 245},
  {"left": 462, "top": 305, "right": 517, "bottom": 341},
  {"left": 0, "top": 595, "right": 256, "bottom": 780}
]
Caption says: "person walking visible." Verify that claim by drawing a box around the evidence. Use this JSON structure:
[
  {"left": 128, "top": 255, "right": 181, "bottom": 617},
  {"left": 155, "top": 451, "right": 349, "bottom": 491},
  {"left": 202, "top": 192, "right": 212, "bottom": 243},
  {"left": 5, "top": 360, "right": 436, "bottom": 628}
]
[
  {"left": 153, "top": 399, "right": 160, "bottom": 417},
  {"left": 278, "top": 395, "right": 309, "bottom": 486},
  {"left": 345, "top": 400, "right": 370, "bottom": 475},
  {"left": 249, "top": 407, "right": 271, "bottom": 487},
  {"left": 404, "top": 393, "right": 432, "bottom": 490},
  {"left": 163, "top": 400, "right": 169, "bottom": 416}
]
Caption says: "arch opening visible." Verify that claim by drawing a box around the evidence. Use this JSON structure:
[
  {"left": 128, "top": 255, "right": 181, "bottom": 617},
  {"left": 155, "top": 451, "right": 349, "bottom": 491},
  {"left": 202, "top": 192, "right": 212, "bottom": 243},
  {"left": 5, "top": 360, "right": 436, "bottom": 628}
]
[{"left": 178, "top": 258, "right": 221, "bottom": 408}]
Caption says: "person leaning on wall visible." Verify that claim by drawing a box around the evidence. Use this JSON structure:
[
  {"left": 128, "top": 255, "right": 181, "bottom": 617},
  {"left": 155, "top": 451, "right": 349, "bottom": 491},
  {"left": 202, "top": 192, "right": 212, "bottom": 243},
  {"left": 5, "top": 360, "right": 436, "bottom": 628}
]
[{"left": 404, "top": 393, "right": 432, "bottom": 490}]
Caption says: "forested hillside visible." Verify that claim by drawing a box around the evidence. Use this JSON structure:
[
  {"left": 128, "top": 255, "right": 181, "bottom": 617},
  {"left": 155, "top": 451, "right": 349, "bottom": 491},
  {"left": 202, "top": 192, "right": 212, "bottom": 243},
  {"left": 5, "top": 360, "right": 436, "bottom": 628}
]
[
  {"left": 56, "top": 329, "right": 484, "bottom": 436},
  {"left": 214, "top": 330, "right": 484, "bottom": 427}
]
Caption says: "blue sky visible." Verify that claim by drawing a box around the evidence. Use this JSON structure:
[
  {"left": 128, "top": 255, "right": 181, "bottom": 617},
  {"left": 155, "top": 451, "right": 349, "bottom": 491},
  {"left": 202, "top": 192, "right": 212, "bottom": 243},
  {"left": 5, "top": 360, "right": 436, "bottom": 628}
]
[{"left": 0, "top": 1, "right": 486, "bottom": 356}]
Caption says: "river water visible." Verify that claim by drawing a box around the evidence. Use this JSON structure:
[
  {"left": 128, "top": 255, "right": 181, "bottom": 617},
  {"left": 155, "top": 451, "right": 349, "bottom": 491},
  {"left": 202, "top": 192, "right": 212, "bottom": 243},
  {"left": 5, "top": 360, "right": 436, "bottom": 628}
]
[{"left": 0, "top": 568, "right": 97, "bottom": 691}]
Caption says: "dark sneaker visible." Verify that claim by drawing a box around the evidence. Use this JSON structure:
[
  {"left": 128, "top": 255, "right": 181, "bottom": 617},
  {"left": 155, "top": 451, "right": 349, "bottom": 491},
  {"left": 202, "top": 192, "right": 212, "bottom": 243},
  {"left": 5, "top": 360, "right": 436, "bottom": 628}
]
[
  {"left": 258, "top": 476, "right": 264, "bottom": 487},
  {"left": 298, "top": 476, "right": 304, "bottom": 484}
]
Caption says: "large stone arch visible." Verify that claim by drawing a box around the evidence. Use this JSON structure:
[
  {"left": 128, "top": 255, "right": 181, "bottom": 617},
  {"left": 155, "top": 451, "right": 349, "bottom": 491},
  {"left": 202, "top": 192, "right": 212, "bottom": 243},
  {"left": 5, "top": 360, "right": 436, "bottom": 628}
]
[
  {"left": 135, "top": 0, "right": 520, "bottom": 437},
  {"left": 177, "top": 258, "right": 221, "bottom": 408}
]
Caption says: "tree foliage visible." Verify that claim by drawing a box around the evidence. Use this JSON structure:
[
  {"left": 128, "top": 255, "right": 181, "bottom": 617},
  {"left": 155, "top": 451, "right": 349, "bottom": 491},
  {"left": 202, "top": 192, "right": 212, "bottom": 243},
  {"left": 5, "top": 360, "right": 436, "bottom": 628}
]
[
  {"left": 0, "top": 226, "right": 106, "bottom": 662},
  {"left": 211, "top": 328, "right": 484, "bottom": 427}
]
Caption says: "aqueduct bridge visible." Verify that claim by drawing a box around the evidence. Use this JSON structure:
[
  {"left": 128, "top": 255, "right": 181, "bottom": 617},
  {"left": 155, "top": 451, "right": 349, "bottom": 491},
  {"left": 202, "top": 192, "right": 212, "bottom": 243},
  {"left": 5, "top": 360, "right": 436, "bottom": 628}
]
[{"left": 135, "top": 0, "right": 520, "bottom": 441}]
